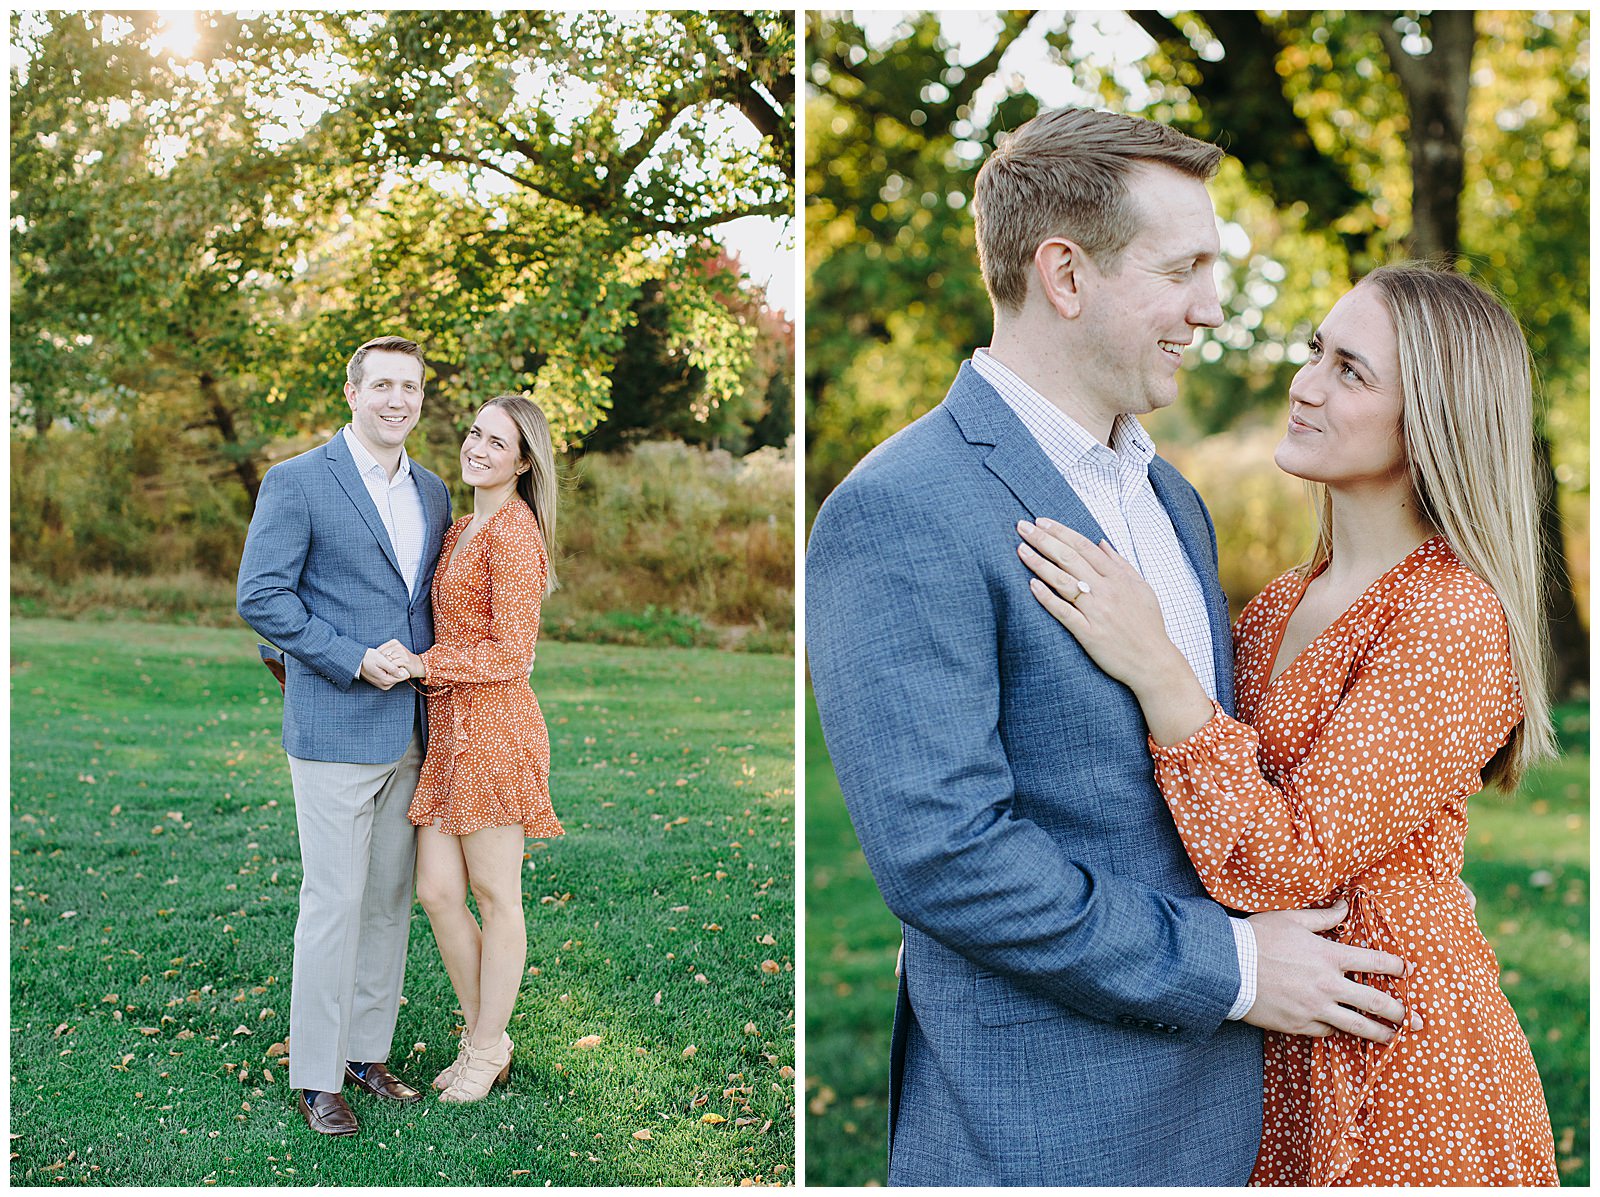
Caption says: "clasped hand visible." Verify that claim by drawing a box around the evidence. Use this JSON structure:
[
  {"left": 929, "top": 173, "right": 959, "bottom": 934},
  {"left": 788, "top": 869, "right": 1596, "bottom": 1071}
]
[
  {"left": 376, "top": 639, "right": 426, "bottom": 678},
  {"left": 358, "top": 640, "right": 424, "bottom": 690},
  {"left": 1016, "top": 519, "right": 1176, "bottom": 691}
]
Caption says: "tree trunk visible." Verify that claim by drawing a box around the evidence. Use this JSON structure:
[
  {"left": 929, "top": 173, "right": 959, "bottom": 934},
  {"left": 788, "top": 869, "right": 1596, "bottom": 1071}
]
[
  {"left": 1377, "top": 12, "right": 1587, "bottom": 697},
  {"left": 1377, "top": 11, "right": 1476, "bottom": 263},
  {"left": 200, "top": 372, "right": 262, "bottom": 505}
]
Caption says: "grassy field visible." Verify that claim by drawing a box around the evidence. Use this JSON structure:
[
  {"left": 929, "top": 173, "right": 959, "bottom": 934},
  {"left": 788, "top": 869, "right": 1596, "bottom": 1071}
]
[
  {"left": 804, "top": 688, "right": 1590, "bottom": 1186},
  {"left": 10, "top": 619, "right": 795, "bottom": 1187}
]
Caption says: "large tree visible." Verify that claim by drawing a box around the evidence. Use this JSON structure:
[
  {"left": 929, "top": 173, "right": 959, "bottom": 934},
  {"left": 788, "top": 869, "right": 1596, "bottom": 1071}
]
[
  {"left": 11, "top": 11, "right": 795, "bottom": 494},
  {"left": 1132, "top": 9, "right": 1589, "bottom": 693}
]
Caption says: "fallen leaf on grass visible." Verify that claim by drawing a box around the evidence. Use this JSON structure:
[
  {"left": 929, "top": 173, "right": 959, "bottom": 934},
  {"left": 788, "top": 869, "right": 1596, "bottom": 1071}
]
[
  {"left": 681, "top": 1045, "right": 696, "bottom": 1059},
  {"left": 653, "top": 991, "right": 662, "bottom": 1006},
  {"left": 176, "top": 1030, "right": 196, "bottom": 1041},
  {"left": 691, "top": 1094, "right": 709, "bottom": 1109},
  {"left": 232, "top": 1026, "right": 252, "bottom": 1037},
  {"left": 701, "top": 1113, "right": 727, "bottom": 1125},
  {"left": 744, "top": 1022, "right": 757, "bottom": 1035},
  {"left": 137, "top": 1027, "right": 160, "bottom": 1037},
  {"left": 266, "top": 1041, "right": 288, "bottom": 1057},
  {"left": 694, "top": 974, "right": 708, "bottom": 985},
  {"left": 571, "top": 1035, "right": 603, "bottom": 1050},
  {"left": 632, "top": 1130, "right": 653, "bottom": 1141},
  {"left": 778, "top": 1066, "right": 795, "bottom": 1080},
  {"left": 759, "top": 960, "right": 780, "bottom": 975},
  {"left": 758, "top": 934, "right": 776, "bottom": 946}
]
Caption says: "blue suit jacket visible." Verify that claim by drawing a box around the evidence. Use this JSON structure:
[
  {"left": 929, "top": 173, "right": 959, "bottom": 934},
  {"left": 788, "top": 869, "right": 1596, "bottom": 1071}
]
[
  {"left": 237, "top": 431, "right": 453, "bottom": 764},
  {"left": 806, "top": 365, "right": 1263, "bottom": 1185}
]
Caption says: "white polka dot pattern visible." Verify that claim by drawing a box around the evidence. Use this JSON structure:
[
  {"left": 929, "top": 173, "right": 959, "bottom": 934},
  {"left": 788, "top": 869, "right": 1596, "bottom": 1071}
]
[
  {"left": 1151, "top": 537, "right": 1556, "bottom": 1186},
  {"left": 408, "top": 497, "right": 563, "bottom": 840}
]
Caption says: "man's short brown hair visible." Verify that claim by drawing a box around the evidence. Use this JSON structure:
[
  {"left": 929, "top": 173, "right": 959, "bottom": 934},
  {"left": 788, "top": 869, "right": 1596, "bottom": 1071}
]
[
  {"left": 974, "top": 108, "right": 1224, "bottom": 312},
  {"left": 346, "top": 336, "right": 427, "bottom": 389}
]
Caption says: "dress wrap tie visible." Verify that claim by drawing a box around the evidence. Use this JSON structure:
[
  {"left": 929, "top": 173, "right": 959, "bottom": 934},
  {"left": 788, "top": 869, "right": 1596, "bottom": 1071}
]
[{"left": 1305, "top": 882, "right": 1418, "bottom": 1185}]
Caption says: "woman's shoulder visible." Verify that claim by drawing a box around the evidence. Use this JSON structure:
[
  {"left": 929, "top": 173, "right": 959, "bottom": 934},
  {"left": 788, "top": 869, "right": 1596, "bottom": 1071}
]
[
  {"left": 1393, "top": 539, "right": 1508, "bottom": 637},
  {"left": 484, "top": 497, "right": 548, "bottom": 555}
]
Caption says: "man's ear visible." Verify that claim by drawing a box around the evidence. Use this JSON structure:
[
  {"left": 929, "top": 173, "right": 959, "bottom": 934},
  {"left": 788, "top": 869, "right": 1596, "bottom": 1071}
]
[
  {"left": 1032, "top": 237, "right": 1087, "bottom": 320},
  {"left": 344, "top": 380, "right": 358, "bottom": 409}
]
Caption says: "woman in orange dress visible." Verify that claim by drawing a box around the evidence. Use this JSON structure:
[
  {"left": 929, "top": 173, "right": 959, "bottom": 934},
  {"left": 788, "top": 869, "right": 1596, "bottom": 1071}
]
[
  {"left": 378, "top": 394, "right": 564, "bottom": 1103},
  {"left": 1017, "top": 263, "right": 1558, "bottom": 1185}
]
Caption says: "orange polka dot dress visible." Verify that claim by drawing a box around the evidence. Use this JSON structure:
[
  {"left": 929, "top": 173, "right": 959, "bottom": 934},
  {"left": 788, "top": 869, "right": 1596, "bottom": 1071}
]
[
  {"left": 407, "top": 497, "right": 563, "bottom": 840},
  {"left": 1151, "top": 537, "right": 1556, "bottom": 1186}
]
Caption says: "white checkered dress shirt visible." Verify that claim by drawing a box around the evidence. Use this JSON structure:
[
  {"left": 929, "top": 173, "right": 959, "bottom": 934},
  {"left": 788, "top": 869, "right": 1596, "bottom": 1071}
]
[
  {"left": 343, "top": 424, "right": 427, "bottom": 598},
  {"left": 971, "top": 349, "right": 1257, "bottom": 1020}
]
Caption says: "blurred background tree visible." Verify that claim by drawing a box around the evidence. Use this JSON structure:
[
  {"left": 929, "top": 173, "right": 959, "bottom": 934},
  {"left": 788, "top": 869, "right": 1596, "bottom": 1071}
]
[
  {"left": 12, "top": 9, "right": 795, "bottom": 642},
  {"left": 805, "top": 9, "right": 1587, "bottom": 691}
]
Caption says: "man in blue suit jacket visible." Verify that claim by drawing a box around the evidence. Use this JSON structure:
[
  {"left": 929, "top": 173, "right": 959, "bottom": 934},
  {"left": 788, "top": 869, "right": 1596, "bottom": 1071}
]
[
  {"left": 238, "top": 336, "right": 454, "bottom": 1136},
  {"left": 807, "top": 110, "right": 1410, "bottom": 1184}
]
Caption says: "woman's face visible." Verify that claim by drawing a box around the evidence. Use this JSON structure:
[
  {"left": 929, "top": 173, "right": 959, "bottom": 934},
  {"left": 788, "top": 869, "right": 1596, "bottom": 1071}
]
[
  {"left": 1274, "top": 284, "right": 1408, "bottom": 490},
  {"left": 460, "top": 404, "right": 527, "bottom": 491}
]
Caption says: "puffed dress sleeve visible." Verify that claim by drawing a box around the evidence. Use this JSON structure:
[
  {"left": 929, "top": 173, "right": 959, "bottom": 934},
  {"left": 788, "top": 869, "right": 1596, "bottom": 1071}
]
[
  {"left": 419, "top": 515, "right": 547, "bottom": 686},
  {"left": 1150, "top": 585, "right": 1522, "bottom": 913}
]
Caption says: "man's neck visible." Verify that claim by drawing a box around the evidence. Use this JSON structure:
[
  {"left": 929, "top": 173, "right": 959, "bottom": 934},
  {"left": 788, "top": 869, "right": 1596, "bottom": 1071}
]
[
  {"left": 985, "top": 328, "right": 1117, "bottom": 446},
  {"left": 349, "top": 424, "right": 405, "bottom": 480}
]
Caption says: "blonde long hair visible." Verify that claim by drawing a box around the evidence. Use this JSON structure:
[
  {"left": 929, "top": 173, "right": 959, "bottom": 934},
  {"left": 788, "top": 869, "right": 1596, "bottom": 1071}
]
[
  {"left": 483, "top": 394, "right": 559, "bottom": 595},
  {"left": 1305, "top": 263, "right": 1554, "bottom": 789}
]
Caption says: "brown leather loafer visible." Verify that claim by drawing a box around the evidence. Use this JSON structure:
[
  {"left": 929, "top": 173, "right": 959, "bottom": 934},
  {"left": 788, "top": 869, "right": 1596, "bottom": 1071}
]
[
  {"left": 345, "top": 1060, "right": 423, "bottom": 1103},
  {"left": 299, "top": 1089, "right": 358, "bottom": 1136}
]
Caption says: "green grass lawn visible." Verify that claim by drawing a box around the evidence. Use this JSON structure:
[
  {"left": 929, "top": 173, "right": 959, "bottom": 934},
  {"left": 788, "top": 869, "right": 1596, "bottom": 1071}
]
[
  {"left": 10, "top": 619, "right": 795, "bottom": 1187},
  {"left": 804, "top": 688, "right": 1590, "bottom": 1186}
]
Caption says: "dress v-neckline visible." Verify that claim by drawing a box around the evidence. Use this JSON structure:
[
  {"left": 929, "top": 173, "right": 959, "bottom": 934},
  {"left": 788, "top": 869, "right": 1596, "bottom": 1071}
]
[
  {"left": 1264, "top": 536, "right": 1445, "bottom": 690},
  {"left": 441, "top": 515, "right": 478, "bottom": 579}
]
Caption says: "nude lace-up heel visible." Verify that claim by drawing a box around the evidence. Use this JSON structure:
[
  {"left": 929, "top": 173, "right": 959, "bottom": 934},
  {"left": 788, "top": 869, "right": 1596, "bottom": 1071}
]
[{"left": 439, "top": 1035, "right": 514, "bottom": 1102}]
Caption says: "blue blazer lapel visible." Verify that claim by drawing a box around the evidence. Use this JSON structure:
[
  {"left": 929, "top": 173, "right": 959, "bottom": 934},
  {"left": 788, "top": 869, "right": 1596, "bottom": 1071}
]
[
  {"left": 941, "top": 363, "right": 1109, "bottom": 545},
  {"left": 1149, "top": 459, "right": 1235, "bottom": 712},
  {"left": 323, "top": 432, "right": 405, "bottom": 583},
  {"left": 411, "top": 467, "right": 447, "bottom": 606}
]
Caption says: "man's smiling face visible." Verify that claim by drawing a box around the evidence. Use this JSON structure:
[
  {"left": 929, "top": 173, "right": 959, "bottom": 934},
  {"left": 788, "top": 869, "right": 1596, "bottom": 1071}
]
[
  {"left": 1072, "top": 161, "right": 1225, "bottom": 417},
  {"left": 345, "top": 349, "right": 424, "bottom": 455}
]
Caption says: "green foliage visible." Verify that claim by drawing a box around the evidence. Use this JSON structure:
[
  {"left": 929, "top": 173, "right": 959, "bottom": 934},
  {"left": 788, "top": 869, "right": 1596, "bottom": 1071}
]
[
  {"left": 11, "top": 10, "right": 794, "bottom": 475},
  {"left": 804, "top": 11, "right": 1590, "bottom": 508},
  {"left": 11, "top": 422, "right": 795, "bottom": 649},
  {"left": 804, "top": 12, "right": 1026, "bottom": 504},
  {"left": 803, "top": 691, "right": 1590, "bottom": 1185},
  {"left": 546, "top": 441, "right": 795, "bottom": 649},
  {"left": 11, "top": 620, "right": 795, "bottom": 1186}
]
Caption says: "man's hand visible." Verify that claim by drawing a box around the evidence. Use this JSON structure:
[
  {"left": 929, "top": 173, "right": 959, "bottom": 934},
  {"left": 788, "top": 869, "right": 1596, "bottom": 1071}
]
[
  {"left": 360, "top": 647, "right": 410, "bottom": 690},
  {"left": 375, "top": 639, "right": 426, "bottom": 679},
  {"left": 1246, "top": 901, "right": 1421, "bottom": 1043}
]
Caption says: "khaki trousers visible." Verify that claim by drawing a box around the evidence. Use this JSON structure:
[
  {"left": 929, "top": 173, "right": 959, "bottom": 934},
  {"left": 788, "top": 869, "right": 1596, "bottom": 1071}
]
[{"left": 284, "top": 733, "right": 421, "bottom": 1092}]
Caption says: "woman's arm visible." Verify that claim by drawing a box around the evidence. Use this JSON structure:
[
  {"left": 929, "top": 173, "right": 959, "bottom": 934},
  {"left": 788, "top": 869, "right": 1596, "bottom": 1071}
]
[
  {"left": 1145, "top": 590, "right": 1520, "bottom": 911},
  {"left": 419, "top": 516, "right": 547, "bottom": 684},
  {"left": 1019, "top": 521, "right": 1522, "bottom": 911}
]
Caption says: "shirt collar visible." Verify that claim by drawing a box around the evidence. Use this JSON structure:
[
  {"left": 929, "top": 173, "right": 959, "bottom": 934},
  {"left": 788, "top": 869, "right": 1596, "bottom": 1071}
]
[
  {"left": 973, "top": 348, "right": 1155, "bottom": 470},
  {"left": 342, "top": 424, "right": 412, "bottom": 482}
]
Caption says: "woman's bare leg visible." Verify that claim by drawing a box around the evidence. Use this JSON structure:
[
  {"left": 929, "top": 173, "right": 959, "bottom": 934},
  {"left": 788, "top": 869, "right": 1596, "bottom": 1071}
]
[
  {"left": 415, "top": 819, "right": 482, "bottom": 1036},
  {"left": 460, "top": 825, "right": 527, "bottom": 1049}
]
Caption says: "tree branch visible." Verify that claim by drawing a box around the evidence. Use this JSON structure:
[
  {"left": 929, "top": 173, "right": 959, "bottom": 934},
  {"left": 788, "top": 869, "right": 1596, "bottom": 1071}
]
[{"left": 633, "top": 195, "right": 794, "bottom": 237}]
